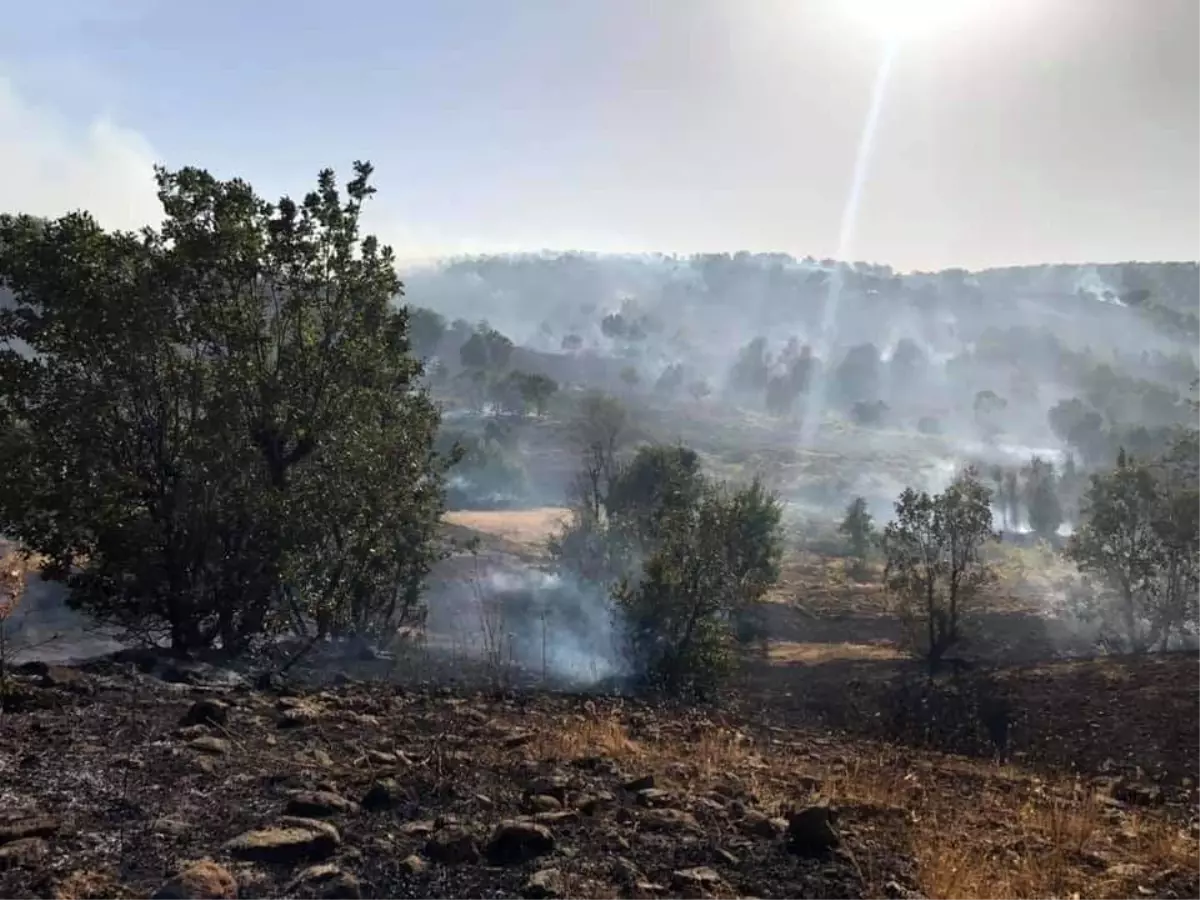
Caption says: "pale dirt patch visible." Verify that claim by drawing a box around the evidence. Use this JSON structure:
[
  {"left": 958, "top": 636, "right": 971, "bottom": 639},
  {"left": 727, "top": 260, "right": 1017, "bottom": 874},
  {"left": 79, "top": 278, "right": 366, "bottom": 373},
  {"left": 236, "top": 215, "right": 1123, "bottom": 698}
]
[
  {"left": 443, "top": 507, "right": 570, "bottom": 548},
  {"left": 768, "top": 640, "right": 904, "bottom": 665}
]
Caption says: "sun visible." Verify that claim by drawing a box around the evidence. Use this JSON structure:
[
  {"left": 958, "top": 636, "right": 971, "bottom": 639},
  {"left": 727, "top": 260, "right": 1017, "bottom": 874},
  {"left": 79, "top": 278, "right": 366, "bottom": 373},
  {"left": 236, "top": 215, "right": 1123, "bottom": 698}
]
[{"left": 840, "top": 0, "right": 989, "bottom": 42}]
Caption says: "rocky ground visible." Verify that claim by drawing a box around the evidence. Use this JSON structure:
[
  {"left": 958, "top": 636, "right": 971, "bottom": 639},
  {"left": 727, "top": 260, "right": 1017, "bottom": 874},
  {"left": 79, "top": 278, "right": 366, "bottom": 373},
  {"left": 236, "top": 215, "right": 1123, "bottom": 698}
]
[{"left": 0, "top": 649, "right": 1196, "bottom": 900}]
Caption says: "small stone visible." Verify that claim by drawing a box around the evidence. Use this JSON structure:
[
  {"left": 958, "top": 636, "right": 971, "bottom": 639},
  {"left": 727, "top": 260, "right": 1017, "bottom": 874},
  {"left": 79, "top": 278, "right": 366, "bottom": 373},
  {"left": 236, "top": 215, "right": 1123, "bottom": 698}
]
[
  {"left": 635, "top": 788, "right": 673, "bottom": 808},
  {"left": 181, "top": 699, "right": 229, "bottom": 728},
  {"left": 286, "top": 791, "right": 359, "bottom": 818},
  {"left": 189, "top": 736, "right": 231, "bottom": 755},
  {"left": 152, "top": 860, "right": 237, "bottom": 899},
  {"left": 640, "top": 808, "right": 700, "bottom": 832},
  {"left": 741, "top": 809, "right": 787, "bottom": 838},
  {"left": 527, "top": 794, "right": 562, "bottom": 813},
  {"left": 365, "top": 749, "right": 398, "bottom": 765},
  {"left": 398, "top": 853, "right": 426, "bottom": 875},
  {"left": 527, "top": 775, "right": 570, "bottom": 802},
  {"left": 361, "top": 778, "right": 409, "bottom": 812},
  {"left": 671, "top": 866, "right": 725, "bottom": 892},
  {"left": 485, "top": 820, "right": 556, "bottom": 865},
  {"left": 150, "top": 817, "right": 190, "bottom": 837},
  {"left": 522, "top": 868, "right": 565, "bottom": 899},
  {"left": 424, "top": 827, "right": 480, "bottom": 865},
  {"left": 280, "top": 704, "right": 320, "bottom": 728},
  {"left": 0, "top": 815, "right": 60, "bottom": 844},
  {"left": 713, "top": 847, "right": 740, "bottom": 866},
  {"left": 0, "top": 838, "right": 49, "bottom": 869},
  {"left": 288, "top": 863, "right": 361, "bottom": 899},
  {"left": 623, "top": 774, "right": 655, "bottom": 792}
]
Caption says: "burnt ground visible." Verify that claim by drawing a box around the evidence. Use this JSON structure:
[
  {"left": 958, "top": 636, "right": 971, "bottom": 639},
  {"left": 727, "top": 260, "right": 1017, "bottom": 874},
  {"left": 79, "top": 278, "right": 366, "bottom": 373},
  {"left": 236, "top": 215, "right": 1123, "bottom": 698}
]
[
  {"left": 0, "top": 520, "right": 1197, "bottom": 899},
  {"left": 0, "top": 645, "right": 1196, "bottom": 900}
]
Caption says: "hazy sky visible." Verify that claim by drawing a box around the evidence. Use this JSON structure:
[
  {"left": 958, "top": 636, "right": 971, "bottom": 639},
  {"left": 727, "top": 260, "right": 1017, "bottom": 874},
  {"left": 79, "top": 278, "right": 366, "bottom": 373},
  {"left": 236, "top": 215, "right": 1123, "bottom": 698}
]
[{"left": 1, "top": 0, "right": 1196, "bottom": 271}]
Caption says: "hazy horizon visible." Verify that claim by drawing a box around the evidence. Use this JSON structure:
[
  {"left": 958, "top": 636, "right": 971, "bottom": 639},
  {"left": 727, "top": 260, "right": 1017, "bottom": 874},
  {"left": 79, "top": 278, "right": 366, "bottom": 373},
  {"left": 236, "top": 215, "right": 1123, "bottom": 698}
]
[{"left": 2, "top": 0, "right": 1198, "bottom": 271}]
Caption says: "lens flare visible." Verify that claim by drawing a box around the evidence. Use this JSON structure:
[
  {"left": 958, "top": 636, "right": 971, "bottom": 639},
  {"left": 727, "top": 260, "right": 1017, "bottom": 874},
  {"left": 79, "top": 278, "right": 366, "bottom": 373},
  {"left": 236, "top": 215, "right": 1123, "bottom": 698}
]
[{"left": 840, "top": 0, "right": 990, "bottom": 42}]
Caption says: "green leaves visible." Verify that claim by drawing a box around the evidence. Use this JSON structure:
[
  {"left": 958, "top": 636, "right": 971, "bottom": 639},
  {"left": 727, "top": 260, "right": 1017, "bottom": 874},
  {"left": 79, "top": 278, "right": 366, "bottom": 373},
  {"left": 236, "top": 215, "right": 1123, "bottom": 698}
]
[
  {"left": 0, "top": 162, "right": 448, "bottom": 652},
  {"left": 881, "top": 469, "right": 997, "bottom": 668}
]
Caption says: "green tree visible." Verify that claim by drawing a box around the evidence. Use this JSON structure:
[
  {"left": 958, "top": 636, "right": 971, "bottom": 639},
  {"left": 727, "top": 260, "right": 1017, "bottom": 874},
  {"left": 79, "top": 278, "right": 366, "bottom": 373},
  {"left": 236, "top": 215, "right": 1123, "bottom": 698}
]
[
  {"left": 1066, "top": 450, "right": 1162, "bottom": 653},
  {"left": 1023, "top": 456, "right": 1063, "bottom": 541},
  {"left": 881, "top": 470, "right": 997, "bottom": 671},
  {"left": 613, "top": 475, "right": 782, "bottom": 696},
  {"left": 838, "top": 496, "right": 875, "bottom": 578},
  {"left": 407, "top": 306, "right": 446, "bottom": 359},
  {"left": 459, "top": 324, "right": 514, "bottom": 371},
  {"left": 516, "top": 372, "right": 558, "bottom": 416},
  {"left": 0, "top": 161, "right": 451, "bottom": 652}
]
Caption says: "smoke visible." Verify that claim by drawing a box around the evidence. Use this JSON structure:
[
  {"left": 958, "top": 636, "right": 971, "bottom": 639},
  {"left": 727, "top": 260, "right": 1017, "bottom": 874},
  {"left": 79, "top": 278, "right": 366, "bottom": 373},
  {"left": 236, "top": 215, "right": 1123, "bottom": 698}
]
[
  {"left": 0, "top": 76, "right": 161, "bottom": 233},
  {"left": 426, "top": 557, "right": 628, "bottom": 687}
]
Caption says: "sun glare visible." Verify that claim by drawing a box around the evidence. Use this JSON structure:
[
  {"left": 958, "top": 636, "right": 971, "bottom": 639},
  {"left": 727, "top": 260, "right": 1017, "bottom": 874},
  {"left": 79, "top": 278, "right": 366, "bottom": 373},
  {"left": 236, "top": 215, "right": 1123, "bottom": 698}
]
[{"left": 840, "top": 0, "right": 989, "bottom": 42}]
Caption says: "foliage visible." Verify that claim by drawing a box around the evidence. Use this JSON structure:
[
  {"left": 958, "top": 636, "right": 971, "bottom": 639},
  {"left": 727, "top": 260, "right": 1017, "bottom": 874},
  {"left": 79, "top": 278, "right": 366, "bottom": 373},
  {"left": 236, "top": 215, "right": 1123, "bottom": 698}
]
[
  {"left": 881, "top": 469, "right": 997, "bottom": 670},
  {"left": 1022, "top": 456, "right": 1063, "bottom": 541},
  {"left": 0, "top": 162, "right": 450, "bottom": 652},
  {"left": 459, "top": 324, "right": 514, "bottom": 371},
  {"left": 1065, "top": 434, "right": 1199, "bottom": 652},
  {"left": 407, "top": 306, "right": 447, "bottom": 359},
  {"left": 612, "top": 474, "right": 782, "bottom": 696},
  {"left": 838, "top": 496, "right": 875, "bottom": 578},
  {"left": 552, "top": 438, "right": 783, "bottom": 697},
  {"left": 568, "top": 391, "right": 629, "bottom": 521}
]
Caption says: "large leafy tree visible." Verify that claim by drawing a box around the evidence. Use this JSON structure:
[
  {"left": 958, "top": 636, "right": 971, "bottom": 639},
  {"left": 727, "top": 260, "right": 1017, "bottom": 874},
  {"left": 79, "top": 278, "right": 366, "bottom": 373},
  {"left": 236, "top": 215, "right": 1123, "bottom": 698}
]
[
  {"left": 881, "top": 469, "right": 997, "bottom": 670},
  {"left": 0, "top": 161, "right": 452, "bottom": 652}
]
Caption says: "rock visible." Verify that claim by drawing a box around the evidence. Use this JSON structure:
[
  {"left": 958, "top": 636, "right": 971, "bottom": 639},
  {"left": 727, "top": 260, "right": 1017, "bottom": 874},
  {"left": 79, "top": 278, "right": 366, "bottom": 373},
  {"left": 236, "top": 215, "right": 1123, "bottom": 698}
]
[
  {"left": 280, "top": 704, "right": 320, "bottom": 728},
  {"left": 713, "top": 847, "right": 740, "bottom": 866},
  {"left": 671, "top": 866, "right": 726, "bottom": 894},
  {"left": 787, "top": 806, "right": 840, "bottom": 856},
  {"left": 188, "top": 736, "right": 231, "bottom": 755},
  {"left": 533, "top": 810, "right": 579, "bottom": 826},
  {"left": 365, "top": 749, "right": 398, "bottom": 766},
  {"left": 397, "top": 821, "right": 436, "bottom": 838},
  {"left": 225, "top": 818, "right": 340, "bottom": 863},
  {"left": 398, "top": 854, "right": 426, "bottom": 875},
  {"left": 576, "top": 792, "right": 614, "bottom": 815},
  {"left": 485, "top": 820, "right": 556, "bottom": 865},
  {"left": 522, "top": 868, "right": 565, "bottom": 899},
  {"left": 526, "top": 794, "right": 563, "bottom": 813},
  {"left": 295, "top": 748, "right": 334, "bottom": 768},
  {"left": 150, "top": 817, "right": 190, "bottom": 837},
  {"left": 181, "top": 698, "right": 229, "bottom": 728},
  {"left": 194, "top": 756, "right": 217, "bottom": 775},
  {"left": 883, "top": 879, "right": 927, "bottom": 899},
  {"left": 639, "top": 808, "right": 700, "bottom": 832},
  {"left": 52, "top": 870, "right": 126, "bottom": 900},
  {"left": 152, "top": 860, "right": 238, "bottom": 899},
  {"left": 0, "top": 838, "right": 49, "bottom": 870},
  {"left": 288, "top": 864, "right": 361, "bottom": 899},
  {"left": 527, "top": 775, "right": 571, "bottom": 802},
  {"left": 0, "top": 815, "right": 60, "bottom": 844},
  {"left": 424, "top": 827, "right": 480, "bottom": 865},
  {"left": 741, "top": 809, "right": 788, "bottom": 838},
  {"left": 361, "top": 778, "right": 409, "bottom": 812},
  {"left": 1113, "top": 780, "right": 1164, "bottom": 807},
  {"left": 286, "top": 791, "right": 359, "bottom": 818},
  {"left": 623, "top": 774, "right": 655, "bottom": 792},
  {"left": 502, "top": 731, "right": 536, "bottom": 749},
  {"left": 635, "top": 788, "right": 673, "bottom": 808}
]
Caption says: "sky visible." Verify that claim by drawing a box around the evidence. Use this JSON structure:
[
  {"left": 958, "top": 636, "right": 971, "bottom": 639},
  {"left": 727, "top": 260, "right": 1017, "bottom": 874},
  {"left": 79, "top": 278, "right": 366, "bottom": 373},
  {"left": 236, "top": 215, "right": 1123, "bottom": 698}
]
[{"left": 0, "top": 0, "right": 1196, "bottom": 272}]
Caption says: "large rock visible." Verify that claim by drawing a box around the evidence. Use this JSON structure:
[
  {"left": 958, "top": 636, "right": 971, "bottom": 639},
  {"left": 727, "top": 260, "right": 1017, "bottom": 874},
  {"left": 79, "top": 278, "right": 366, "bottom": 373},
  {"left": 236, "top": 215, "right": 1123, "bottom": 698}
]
[
  {"left": 152, "top": 861, "right": 238, "bottom": 899},
  {"left": 485, "top": 820, "right": 556, "bottom": 865},
  {"left": 225, "top": 818, "right": 340, "bottom": 863}
]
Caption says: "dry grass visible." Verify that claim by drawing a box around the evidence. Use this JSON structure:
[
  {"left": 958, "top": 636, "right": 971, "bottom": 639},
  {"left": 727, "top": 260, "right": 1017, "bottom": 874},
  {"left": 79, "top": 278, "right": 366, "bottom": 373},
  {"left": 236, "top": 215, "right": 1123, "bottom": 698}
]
[
  {"left": 768, "top": 640, "right": 903, "bottom": 665},
  {"left": 529, "top": 712, "right": 1197, "bottom": 900},
  {"left": 442, "top": 507, "right": 570, "bottom": 548}
]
